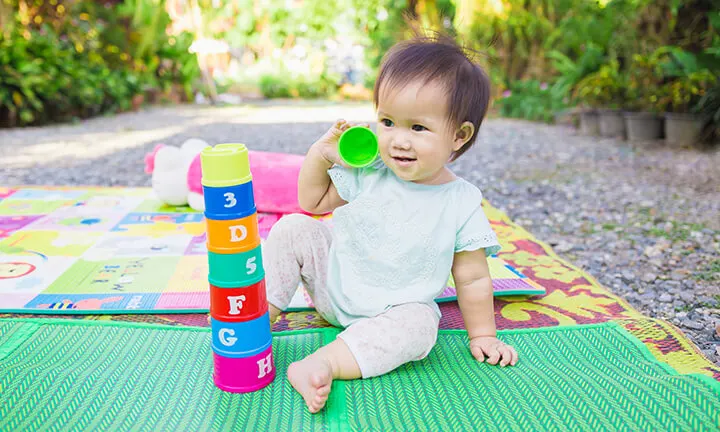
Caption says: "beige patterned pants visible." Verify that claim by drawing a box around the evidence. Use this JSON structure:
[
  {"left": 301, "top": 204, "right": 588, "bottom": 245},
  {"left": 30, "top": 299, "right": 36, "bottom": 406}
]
[{"left": 263, "top": 214, "right": 439, "bottom": 378}]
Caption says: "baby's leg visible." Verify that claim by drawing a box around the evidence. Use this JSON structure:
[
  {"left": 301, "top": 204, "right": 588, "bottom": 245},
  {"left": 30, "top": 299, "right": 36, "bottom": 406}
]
[
  {"left": 288, "top": 303, "right": 438, "bottom": 412},
  {"left": 262, "top": 213, "right": 333, "bottom": 323},
  {"left": 339, "top": 302, "right": 439, "bottom": 377}
]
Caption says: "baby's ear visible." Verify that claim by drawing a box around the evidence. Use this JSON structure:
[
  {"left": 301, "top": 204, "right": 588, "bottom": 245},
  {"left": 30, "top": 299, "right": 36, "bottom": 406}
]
[{"left": 453, "top": 121, "right": 475, "bottom": 151}]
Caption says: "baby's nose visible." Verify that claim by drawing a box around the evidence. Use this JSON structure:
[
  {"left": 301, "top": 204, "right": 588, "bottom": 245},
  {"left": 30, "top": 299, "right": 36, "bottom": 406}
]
[{"left": 392, "top": 136, "right": 412, "bottom": 150}]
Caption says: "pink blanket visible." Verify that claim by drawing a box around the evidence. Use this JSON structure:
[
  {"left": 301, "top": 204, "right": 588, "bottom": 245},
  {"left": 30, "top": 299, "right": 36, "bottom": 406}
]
[{"left": 249, "top": 151, "right": 308, "bottom": 215}]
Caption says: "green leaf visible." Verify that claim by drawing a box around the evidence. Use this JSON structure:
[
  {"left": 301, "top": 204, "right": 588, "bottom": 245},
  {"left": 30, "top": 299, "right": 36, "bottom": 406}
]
[
  {"left": 19, "top": 109, "right": 34, "bottom": 124},
  {"left": 709, "top": 12, "right": 720, "bottom": 30}
]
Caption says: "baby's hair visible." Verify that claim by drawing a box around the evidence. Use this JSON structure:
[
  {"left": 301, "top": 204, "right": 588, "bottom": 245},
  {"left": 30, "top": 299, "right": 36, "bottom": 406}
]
[{"left": 373, "top": 32, "right": 491, "bottom": 161}]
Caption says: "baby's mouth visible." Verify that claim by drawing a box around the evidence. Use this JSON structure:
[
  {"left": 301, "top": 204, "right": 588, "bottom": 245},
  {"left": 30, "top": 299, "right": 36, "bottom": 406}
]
[{"left": 392, "top": 156, "right": 417, "bottom": 163}]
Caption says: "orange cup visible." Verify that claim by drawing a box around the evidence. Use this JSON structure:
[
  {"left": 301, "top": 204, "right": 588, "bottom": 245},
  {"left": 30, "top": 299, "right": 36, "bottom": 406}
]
[{"left": 206, "top": 213, "right": 260, "bottom": 254}]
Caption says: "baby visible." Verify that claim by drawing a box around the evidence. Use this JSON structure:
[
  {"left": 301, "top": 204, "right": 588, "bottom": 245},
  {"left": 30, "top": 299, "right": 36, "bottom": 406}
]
[{"left": 263, "top": 34, "right": 518, "bottom": 413}]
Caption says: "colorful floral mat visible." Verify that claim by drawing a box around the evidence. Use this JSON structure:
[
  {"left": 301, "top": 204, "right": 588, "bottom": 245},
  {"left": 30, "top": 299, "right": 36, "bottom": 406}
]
[
  {"left": 1, "top": 186, "right": 717, "bottom": 382},
  {"left": 0, "top": 187, "right": 543, "bottom": 314}
]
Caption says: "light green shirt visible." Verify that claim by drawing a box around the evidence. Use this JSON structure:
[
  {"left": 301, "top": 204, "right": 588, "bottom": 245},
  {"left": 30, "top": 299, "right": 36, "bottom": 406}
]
[{"left": 327, "top": 161, "right": 500, "bottom": 327}]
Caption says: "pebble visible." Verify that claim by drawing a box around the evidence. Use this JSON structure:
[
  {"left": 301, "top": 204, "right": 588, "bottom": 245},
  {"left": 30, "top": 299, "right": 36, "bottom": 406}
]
[
  {"left": 661, "top": 280, "right": 682, "bottom": 290},
  {"left": 679, "top": 292, "right": 696, "bottom": 303},
  {"left": 621, "top": 271, "right": 635, "bottom": 283},
  {"left": 555, "top": 242, "right": 574, "bottom": 253},
  {"left": 683, "top": 320, "right": 705, "bottom": 331},
  {"left": 1, "top": 103, "right": 719, "bottom": 367},
  {"left": 642, "top": 272, "right": 658, "bottom": 283}
]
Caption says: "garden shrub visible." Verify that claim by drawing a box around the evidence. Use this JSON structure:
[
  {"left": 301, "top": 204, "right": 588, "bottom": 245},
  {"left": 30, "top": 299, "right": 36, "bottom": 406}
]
[
  {"left": 494, "top": 80, "right": 567, "bottom": 123},
  {"left": 259, "top": 72, "right": 337, "bottom": 99},
  {"left": 0, "top": 0, "right": 199, "bottom": 127}
]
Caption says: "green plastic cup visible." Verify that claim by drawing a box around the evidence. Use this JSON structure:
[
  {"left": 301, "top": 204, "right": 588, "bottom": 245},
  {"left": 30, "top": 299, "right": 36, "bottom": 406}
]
[
  {"left": 201, "top": 143, "right": 253, "bottom": 187},
  {"left": 338, "top": 126, "right": 379, "bottom": 168}
]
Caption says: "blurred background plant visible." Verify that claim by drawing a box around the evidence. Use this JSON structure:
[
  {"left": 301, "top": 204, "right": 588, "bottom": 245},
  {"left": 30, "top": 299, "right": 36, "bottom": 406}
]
[
  {"left": 1, "top": 0, "right": 718, "bottom": 141},
  {"left": 494, "top": 80, "right": 566, "bottom": 123},
  {"left": 0, "top": 0, "right": 199, "bottom": 127},
  {"left": 573, "top": 60, "right": 627, "bottom": 110}
]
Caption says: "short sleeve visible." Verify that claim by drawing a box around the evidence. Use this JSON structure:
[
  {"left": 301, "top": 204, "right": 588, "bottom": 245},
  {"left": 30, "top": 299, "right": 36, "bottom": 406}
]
[
  {"left": 328, "top": 165, "right": 362, "bottom": 202},
  {"left": 455, "top": 189, "right": 501, "bottom": 256}
]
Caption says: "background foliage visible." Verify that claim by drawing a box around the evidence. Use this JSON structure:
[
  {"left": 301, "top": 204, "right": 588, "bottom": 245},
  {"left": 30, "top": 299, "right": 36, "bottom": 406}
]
[
  {"left": 1, "top": 0, "right": 718, "bottom": 130},
  {"left": 0, "top": 0, "right": 199, "bottom": 127}
]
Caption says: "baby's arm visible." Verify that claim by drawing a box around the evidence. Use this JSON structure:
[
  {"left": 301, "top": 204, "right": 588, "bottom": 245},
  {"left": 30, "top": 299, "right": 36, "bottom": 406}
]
[
  {"left": 298, "top": 120, "right": 354, "bottom": 214},
  {"left": 452, "top": 249, "right": 518, "bottom": 367}
]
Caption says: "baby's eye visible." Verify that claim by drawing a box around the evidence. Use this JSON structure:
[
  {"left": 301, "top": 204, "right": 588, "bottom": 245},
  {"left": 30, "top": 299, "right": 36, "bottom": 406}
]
[
  {"left": 412, "top": 124, "right": 427, "bottom": 132},
  {"left": 381, "top": 118, "right": 394, "bottom": 127}
]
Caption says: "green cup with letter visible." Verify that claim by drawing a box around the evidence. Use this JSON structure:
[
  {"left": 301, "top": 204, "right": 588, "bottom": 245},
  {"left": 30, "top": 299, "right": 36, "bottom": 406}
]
[{"left": 337, "top": 126, "right": 379, "bottom": 168}]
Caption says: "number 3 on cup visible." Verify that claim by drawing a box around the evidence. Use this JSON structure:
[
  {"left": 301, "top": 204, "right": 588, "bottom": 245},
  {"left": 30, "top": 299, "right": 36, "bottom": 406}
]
[{"left": 224, "top": 192, "right": 237, "bottom": 208}]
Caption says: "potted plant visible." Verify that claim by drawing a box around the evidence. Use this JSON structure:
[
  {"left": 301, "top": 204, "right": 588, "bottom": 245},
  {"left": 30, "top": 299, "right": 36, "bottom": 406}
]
[
  {"left": 574, "top": 61, "right": 627, "bottom": 138},
  {"left": 549, "top": 45, "right": 605, "bottom": 135},
  {"left": 578, "top": 109, "right": 600, "bottom": 136},
  {"left": 656, "top": 70, "right": 716, "bottom": 147},
  {"left": 695, "top": 82, "right": 720, "bottom": 146},
  {"left": 623, "top": 53, "right": 664, "bottom": 141},
  {"left": 652, "top": 47, "right": 718, "bottom": 147}
]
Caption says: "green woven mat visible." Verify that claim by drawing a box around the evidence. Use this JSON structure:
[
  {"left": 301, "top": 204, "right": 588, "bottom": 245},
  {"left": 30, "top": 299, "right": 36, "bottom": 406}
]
[{"left": 0, "top": 319, "right": 718, "bottom": 432}]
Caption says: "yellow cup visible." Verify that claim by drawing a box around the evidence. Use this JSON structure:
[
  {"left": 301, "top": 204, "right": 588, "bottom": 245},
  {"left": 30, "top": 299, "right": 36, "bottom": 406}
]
[{"left": 201, "top": 143, "right": 253, "bottom": 187}]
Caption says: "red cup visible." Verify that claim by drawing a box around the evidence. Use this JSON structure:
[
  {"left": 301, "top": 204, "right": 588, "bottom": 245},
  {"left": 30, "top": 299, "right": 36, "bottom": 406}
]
[{"left": 210, "top": 279, "right": 268, "bottom": 322}]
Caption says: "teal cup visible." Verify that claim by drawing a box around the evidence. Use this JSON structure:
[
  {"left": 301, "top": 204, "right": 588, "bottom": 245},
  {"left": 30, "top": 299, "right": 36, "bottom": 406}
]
[
  {"left": 338, "top": 126, "right": 379, "bottom": 168},
  {"left": 208, "top": 246, "right": 265, "bottom": 288}
]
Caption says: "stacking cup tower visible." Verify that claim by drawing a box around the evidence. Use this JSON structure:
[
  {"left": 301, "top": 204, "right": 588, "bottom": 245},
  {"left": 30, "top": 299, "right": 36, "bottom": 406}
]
[{"left": 201, "top": 143, "right": 275, "bottom": 393}]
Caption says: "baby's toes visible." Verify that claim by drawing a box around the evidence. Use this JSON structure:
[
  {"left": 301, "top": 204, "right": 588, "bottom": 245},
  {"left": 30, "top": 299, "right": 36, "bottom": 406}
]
[
  {"left": 317, "top": 385, "right": 331, "bottom": 397},
  {"left": 312, "top": 401, "right": 326, "bottom": 413},
  {"left": 313, "top": 394, "right": 328, "bottom": 410}
]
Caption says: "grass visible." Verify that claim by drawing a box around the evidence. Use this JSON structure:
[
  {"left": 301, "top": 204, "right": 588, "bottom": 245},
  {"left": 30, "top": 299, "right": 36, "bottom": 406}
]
[
  {"left": 673, "top": 294, "right": 720, "bottom": 311},
  {"left": 644, "top": 221, "right": 707, "bottom": 242},
  {"left": 675, "top": 304, "right": 693, "bottom": 312},
  {"left": 580, "top": 222, "right": 596, "bottom": 235},
  {"left": 693, "top": 259, "right": 720, "bottom": 282}
]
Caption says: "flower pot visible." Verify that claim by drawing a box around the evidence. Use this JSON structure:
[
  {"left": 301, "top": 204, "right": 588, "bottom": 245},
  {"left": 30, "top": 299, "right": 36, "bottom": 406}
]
[
  {"left": 623, "top": 112, "right": 663, "bottom": 141},
  {"left": 598, "top": 109, "right": 626, "bottom": 138},
  {"left": 553, "top": 110, "right": 575, "bottom": 126},
  {"left": 664, "top": 113, "right": 705, "bottom": 147},
  {"left": 579, "top": 111, "right": 599, "bottom": 136}
]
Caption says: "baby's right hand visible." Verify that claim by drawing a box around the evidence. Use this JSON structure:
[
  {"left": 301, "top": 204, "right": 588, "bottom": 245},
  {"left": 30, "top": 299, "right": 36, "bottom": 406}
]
[{"left": 313, "top": 119, "right": 367, "bottom": 167}]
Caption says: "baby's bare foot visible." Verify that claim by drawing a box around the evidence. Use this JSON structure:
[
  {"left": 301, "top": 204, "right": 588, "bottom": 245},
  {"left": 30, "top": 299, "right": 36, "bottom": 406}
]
[{"left": 287, "top": 356, "right": 333, "bottom": 413}]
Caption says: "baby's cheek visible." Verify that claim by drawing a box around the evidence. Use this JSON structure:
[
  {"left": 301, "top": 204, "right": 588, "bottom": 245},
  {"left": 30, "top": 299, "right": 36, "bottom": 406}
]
[{"left": 377, "top": 136, "right": 390, "bottom": 152}]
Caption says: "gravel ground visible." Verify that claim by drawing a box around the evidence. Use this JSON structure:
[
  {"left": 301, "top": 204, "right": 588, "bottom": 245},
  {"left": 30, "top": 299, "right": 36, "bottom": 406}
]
[{"left": 1, "top": 101, "right": 718, "bottom": 365}]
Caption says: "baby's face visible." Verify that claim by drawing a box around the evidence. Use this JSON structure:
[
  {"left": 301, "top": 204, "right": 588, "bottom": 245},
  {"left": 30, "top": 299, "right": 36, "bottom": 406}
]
[{"left": 376, "top": 80, "right": 460, "bottom": 184}]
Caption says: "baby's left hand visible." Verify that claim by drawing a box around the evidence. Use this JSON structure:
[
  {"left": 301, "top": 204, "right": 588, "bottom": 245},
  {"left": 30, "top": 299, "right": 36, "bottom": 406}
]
[{"left": 469, "top": 336, "right": 518, "bottom": 367}]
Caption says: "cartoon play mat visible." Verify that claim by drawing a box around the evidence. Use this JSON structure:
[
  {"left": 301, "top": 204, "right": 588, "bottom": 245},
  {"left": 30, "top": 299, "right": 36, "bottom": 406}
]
[
  {"left": 1, "top": 185, "right": 719, "bottom": 431},
  {"left": 0, "top": 187, "right": 544, "bottom": 314}
]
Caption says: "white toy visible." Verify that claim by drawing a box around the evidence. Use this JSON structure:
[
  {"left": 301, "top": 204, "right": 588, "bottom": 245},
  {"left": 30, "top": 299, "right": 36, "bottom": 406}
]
[{"left": 144, "top": 138, "right": 209, "bottom": 211}]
